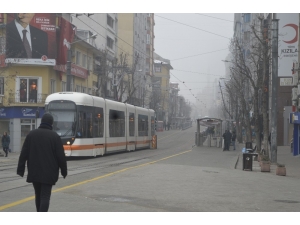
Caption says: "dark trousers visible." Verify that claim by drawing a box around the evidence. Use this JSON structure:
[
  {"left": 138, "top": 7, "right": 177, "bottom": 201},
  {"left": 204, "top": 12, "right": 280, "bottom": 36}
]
[
  {"left": 3, "top": 147, "right": 8, "bottom": 156},
  {"left": 32, "top": 182, "right": 53, "bottom": 212},
  {"left": 224, "top": 141, "right": 230, "bottom": 150}
]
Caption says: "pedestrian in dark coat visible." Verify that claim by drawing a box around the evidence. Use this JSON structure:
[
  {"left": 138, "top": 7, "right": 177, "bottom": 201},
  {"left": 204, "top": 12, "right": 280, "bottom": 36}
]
[
  {"left": 222, "top": 130, "right": 231, "bottom": 151},
  {"left": 17, "top": 113, "right": 67, "bottom": 212},
  {"left": 1, "top": 131, "right": 10, "bottom": 157}
]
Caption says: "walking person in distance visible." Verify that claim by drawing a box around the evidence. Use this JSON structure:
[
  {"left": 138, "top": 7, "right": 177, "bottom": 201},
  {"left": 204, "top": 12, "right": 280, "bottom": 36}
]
[
  {"left": 17, "top": 113, "right": 67, "bottom": 212},
  {"left": 231, "top": 131, "right": 236, "bottom": 151},
  {"left": 1, "top": 131, "right": 10, "bottom": 157}
]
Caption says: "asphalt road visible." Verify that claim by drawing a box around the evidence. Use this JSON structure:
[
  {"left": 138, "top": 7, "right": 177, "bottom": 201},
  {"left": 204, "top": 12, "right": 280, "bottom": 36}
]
[{"left": 1, "top": 127, "right": 299, "bottom": 212}]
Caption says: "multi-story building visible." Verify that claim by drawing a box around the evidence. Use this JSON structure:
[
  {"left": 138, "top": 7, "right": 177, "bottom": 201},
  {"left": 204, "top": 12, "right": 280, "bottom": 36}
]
[
  {"left": 118, "top": 13, "right": 151, "bottom": 106},
  {"left": 71, "top": 13, "right": 118, "bottom": 99},
  {"left": 153, "top": 52, "right": 173, "bottom": 122}
]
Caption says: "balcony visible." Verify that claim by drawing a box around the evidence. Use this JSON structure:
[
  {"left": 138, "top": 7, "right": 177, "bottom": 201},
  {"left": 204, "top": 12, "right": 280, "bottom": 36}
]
[{"left": 8, "top": 93, "right": 48, "bottom": 106}]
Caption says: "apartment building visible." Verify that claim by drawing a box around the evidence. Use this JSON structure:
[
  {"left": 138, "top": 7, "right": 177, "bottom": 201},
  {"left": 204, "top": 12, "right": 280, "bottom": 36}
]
[
  {"left": 153, "top": 52, "right": 173, "bottom": 122},
  {"left": 118, "top": 13, "right": 152, "bottom": 107}
]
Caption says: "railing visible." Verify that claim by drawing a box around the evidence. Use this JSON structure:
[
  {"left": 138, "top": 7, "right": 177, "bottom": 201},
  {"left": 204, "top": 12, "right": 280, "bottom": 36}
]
[{"left": 8, "top": 93, "right": 48, "bottom": 104}]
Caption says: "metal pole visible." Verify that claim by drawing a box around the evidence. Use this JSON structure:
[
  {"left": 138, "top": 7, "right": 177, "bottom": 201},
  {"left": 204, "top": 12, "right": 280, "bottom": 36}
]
[
  {"left": 66, "top": 49, "right": 72, "bottom": 92},
  {"left": 271, "top": 16, "right": 279, "bottom": 163}
]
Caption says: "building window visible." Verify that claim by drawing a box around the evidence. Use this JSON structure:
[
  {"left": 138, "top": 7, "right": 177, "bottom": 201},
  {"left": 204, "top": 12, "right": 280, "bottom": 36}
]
[
  {"left": 82, "top": 86, "right": 86, "bottom": 93},
  {"left": 82, "top": 54, "right": 87, "bottom": 68},
  {"left": 146, "top": 34, "right": 150, "bottom": 44},
  {"left": 88, "top": 88, "right": 92, "bottom": 95},
  {"left": 107, "top": 36, "right": 114, "bottom": 49},
  {"left": 87, "top": 56, "right": 92, "bottom": 70},
  {"left": 76, "top": 51, "right": 81, "bottom": 66},
  {"left": 0, "top": 77, "right": 4, "bottom": 95},
  {"left": 62, "top": 81, "right": 67, "bottom": 92},
  {"left": 155, "top": 66, "right": 161, "bottom": 73},
  {"left": 244, "top": 13, "right": 251, "bottom": 23},
  {"left": 244, "top": 31, "right": 250, "bottom": 43},
  {"left": 107, "top": 15, "right": 114, "bottom": 29},
  {"left": 76, "top": 85, "right": 81, "bottom": 92},
  {"left": 50, "top": 79, "right": 56, "bottom": 94},
  {"left": 19, "top": 78, "right": 39, "bottom": 103}
]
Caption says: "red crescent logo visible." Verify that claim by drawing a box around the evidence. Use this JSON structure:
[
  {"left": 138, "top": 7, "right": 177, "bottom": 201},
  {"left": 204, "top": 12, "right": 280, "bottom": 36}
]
[{"left": 283, "top": 24, "right": 298, "bottom": 44}]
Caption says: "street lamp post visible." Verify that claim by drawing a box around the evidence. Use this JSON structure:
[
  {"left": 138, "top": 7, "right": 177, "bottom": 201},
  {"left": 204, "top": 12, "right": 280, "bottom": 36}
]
[{"left": 66, "top": 34, "right": 97, "bottom": 92}]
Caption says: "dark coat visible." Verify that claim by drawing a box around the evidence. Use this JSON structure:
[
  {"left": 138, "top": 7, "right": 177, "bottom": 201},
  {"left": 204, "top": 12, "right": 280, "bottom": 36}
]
[
  {"left": 232, "top": 133, "right": 236, "bottom": 141},
  {"left": 223, "top": 131, "right": 232, "bottom": 142},
  {"left": 17, "top": 123, "right": 67, "bottom": 185},
  {"left": 6, "top": 21, "right": 48, "bottom": 59},
  {"left": 1, "top": 134, "right": 10, "bottom": 148}
]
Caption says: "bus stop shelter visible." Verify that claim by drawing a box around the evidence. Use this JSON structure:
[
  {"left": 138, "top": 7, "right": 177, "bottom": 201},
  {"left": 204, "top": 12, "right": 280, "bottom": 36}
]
[{"left": 195, "top": 117, "right": 223, "bottom": 147}]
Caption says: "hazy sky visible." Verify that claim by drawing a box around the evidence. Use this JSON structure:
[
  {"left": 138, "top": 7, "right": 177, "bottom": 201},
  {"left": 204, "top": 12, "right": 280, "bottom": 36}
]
[{"left": 154, "top": 13, "right": 234, "bottom": 104}]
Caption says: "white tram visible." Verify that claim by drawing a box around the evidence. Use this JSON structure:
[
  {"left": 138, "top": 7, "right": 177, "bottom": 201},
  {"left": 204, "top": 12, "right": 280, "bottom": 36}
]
[{"left": 45, "top": 92, "right": 155, "bottom": 157}]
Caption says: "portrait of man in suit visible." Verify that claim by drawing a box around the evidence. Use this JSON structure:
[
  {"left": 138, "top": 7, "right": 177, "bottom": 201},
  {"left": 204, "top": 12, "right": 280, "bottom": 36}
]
[{"left": 6, "top": 13, "right": 48, "bottom": 59}]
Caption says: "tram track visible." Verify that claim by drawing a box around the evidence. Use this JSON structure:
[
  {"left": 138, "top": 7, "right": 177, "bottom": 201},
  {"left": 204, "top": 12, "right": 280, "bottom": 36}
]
[{"left": 0, "top": 128, "right": 195, "bottom": 194}]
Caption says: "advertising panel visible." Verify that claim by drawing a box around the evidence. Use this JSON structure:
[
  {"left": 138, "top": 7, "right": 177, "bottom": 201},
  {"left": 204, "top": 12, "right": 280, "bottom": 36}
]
[
  {"left": 5, "top": 13, "right": 56, "bottom": 65},
  {"left": 278, "top": 13, "right": 298, "bottom": 77}
]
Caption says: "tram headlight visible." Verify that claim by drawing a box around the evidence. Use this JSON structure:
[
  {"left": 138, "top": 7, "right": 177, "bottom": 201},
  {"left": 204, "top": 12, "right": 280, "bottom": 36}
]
[{"left": 67, "top": 141, "right": 70, "bottom": 145}]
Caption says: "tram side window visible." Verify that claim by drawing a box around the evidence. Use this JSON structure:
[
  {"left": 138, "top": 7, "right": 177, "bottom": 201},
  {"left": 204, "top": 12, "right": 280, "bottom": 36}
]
[
  {"left": 87, "top": 112, "right": 93, "bottom": 138},
  {"left": 109, "top": 110, "right": 125, "bottom": 137},
  {"left": 138, "top": 114, "right": 148, "bottom": 136},
  {"left": 77, "top": 112, "right": 84, "bottom": 138},
  {"left": 77, "top": 111, "right": 92, "bottom": 138},
  {"left": 94, "top": 107, "right": 104, "bottom": 138},
  {"left": 151, "top": 116, "right": 155, "bottom": 136},
  {"left": 129, "top": 112, "right": 135, "bottom": 136}
]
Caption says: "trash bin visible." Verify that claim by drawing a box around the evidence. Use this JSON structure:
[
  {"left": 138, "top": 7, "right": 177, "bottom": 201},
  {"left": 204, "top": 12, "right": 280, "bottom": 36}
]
[{"left": 243, "top": 153, "right": 253, "bottom": 171}]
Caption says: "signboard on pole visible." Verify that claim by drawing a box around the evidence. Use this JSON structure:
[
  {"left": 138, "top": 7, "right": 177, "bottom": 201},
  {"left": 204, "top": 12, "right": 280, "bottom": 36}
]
[{"left": 277, "top": 13, "right": 298, "bottom": 77}]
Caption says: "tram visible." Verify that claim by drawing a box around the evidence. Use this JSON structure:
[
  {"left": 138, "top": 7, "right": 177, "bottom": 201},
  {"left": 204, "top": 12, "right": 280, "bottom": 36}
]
[{"left": 45, "top": 92, "right": 155, "bottom": 157}]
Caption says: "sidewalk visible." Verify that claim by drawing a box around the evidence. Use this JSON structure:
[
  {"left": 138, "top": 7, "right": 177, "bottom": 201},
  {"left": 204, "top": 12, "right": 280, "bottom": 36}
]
[{"left": 235, "top": 145, "right": 300, "bottom": 179}]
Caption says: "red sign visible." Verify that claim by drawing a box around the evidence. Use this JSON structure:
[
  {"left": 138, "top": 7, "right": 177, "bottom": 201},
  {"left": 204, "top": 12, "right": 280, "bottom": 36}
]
[
  {"left": 57, "top": 17, "right": 75, "bottom": 65},
  {"left": 54, "top": 64, "right": 88, "bottom": 79}
]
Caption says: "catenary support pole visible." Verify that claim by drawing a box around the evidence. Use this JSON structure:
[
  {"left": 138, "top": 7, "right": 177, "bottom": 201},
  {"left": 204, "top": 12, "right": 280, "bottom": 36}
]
[
  {"left": 66, "top": 48, "right": 72, "bottom": 92},
  {"left": 271, "top": 15, "right": 279, "bottom": 163}
]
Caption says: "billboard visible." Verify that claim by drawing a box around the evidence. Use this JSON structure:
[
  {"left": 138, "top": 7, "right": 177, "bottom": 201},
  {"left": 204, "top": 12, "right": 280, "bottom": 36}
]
[
  {"left": 278, "top": 13, "right": 298, "bottom": 77},
  {"left": 5, "top": 13, "right": 56, "bottom": 65}
]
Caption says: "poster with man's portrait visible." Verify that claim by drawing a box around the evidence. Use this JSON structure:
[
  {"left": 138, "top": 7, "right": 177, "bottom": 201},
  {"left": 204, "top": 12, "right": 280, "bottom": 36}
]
[{"left": 5, "top": 13, "right": 56, "bottom": 65}]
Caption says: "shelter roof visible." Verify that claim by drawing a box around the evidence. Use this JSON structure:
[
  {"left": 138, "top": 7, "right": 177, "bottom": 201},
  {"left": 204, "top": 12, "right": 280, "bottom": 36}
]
[{"left": 197, "top": 117, "right": 222, "bottom": 127}]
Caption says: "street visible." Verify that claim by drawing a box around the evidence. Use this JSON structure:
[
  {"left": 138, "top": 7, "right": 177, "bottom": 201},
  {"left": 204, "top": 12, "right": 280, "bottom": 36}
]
[{"left": 0, "top": 127, "right": 299, "bottom": 212}]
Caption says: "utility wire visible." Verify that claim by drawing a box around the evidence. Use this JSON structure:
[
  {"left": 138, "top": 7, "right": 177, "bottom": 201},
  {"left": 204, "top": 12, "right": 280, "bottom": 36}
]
[
  {"left": 155, "top": 14, "right": 231, "bottom": 39},
  {"left": 171, "top": 48, "right": 228, "bottom": 61},
  {"left": 195, "top": 13, "right": 234, "bottom": 22},
  {"left": 173, "top": 69, "right": 223, "bottom": 77}
]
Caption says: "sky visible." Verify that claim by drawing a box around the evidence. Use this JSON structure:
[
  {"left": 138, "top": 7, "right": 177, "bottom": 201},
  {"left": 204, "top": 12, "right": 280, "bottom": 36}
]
[{"left": 154, "top": 13, "right": 234, "bottom": 105}]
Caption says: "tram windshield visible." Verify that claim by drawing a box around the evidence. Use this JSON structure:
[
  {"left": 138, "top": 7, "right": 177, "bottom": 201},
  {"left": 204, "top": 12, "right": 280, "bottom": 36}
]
[{"left": 47, "top": 101, "right": 76, "bottom": 137}]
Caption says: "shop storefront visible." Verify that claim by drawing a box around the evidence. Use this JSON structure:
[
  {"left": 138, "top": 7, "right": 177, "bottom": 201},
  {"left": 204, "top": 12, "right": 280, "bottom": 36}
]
[
  {"left": 0, "top": 106, "right": 45, "bottom": 152},
  {"left": 290, "top": 112, "right": 300, "bottom": 156}
]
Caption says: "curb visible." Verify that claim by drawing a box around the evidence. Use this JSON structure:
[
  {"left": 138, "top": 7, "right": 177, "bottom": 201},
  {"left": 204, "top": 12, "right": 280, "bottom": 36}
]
[{"left": 235, "top": 153, "right": 239, "bottom": 169}]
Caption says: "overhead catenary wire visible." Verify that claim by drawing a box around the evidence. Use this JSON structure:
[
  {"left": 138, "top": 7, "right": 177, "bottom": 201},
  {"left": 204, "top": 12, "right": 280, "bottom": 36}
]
[
  {"left": 195, "top": 13, "right": 234, "bottom": 23},
  {"left": 155, "top": 14, "right": 231, "bottom": 40}
]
